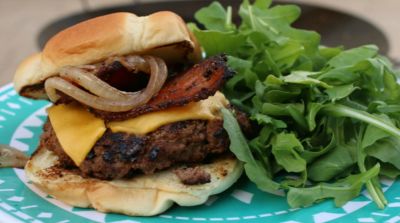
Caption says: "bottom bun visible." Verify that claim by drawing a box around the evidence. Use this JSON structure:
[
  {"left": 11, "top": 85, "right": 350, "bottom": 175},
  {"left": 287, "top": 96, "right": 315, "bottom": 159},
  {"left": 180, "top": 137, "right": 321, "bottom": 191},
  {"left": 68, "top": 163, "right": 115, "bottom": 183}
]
[{"left": 25, "top": 146, "right": 243, "bottom": 216}]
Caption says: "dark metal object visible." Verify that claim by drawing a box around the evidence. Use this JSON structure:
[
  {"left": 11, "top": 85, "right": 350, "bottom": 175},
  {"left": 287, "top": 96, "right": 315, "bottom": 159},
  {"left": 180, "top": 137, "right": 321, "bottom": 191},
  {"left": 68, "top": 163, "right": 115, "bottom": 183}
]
[{"left": 37, "top": 0, "right": 389, "bottom": 55}]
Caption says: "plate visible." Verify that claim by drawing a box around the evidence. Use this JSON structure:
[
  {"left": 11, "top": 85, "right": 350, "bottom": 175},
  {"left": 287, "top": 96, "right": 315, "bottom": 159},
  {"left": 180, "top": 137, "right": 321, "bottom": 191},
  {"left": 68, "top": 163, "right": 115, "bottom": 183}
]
[{"left": 1, "top": 83, "right": 400, "bottom": 223}]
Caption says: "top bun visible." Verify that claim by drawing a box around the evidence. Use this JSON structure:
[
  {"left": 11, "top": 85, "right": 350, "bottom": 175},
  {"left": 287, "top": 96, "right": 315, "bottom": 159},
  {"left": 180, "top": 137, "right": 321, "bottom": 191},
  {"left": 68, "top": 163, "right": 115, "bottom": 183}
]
[{"left": 14, "top": 11, "right": 201, "bottom": 98}]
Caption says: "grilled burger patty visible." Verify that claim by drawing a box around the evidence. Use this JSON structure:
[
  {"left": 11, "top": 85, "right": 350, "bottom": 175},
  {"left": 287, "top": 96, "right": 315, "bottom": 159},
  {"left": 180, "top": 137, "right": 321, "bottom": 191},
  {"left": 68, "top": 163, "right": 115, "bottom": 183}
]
[{"left": 40, "top": 110, "right": 251, "bottom": 180}]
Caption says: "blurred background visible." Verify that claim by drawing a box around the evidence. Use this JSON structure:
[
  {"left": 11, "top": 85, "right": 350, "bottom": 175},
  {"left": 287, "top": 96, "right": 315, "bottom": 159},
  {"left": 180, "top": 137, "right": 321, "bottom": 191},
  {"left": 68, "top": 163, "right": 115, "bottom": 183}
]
[{"left": 1, "top": 0, "right": 399, "bottom": 86}]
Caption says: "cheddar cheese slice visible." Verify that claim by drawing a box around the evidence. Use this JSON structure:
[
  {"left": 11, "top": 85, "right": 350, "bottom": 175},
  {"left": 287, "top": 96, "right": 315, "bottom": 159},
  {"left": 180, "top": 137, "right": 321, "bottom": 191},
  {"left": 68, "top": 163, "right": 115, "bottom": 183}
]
[
  {"left": 47, "top": 104, "right": 106, "bottom": 165},
  {"left": 108, "top": 91, "right": 229, "bottom": 134}
]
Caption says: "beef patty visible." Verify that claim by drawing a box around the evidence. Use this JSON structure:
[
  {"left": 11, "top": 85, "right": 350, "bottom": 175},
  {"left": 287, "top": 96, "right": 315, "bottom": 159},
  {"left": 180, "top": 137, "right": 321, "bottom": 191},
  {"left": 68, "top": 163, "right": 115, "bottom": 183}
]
[{"left": 40, "top": 118, "right": 237, "bottom": 180}]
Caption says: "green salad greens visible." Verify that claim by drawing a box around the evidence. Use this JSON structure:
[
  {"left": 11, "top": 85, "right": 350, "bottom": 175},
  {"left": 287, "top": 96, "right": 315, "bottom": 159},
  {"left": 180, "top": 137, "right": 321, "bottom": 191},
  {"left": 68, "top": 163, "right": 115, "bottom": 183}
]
[{"left": 190, "top": 0, "right": 400, "bottom": 208}]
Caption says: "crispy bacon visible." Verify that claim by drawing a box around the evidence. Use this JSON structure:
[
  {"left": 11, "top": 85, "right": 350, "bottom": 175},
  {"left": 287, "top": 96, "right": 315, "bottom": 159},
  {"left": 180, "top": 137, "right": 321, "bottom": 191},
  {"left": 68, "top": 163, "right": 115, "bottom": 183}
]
[{"left": 93, "top": 55, "right": 234, "bottom": 121}]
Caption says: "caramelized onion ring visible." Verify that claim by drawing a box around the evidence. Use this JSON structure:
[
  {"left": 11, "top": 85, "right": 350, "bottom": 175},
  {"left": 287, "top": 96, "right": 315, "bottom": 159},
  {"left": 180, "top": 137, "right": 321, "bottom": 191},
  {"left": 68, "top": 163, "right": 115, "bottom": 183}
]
[
  {"left": 44, "top": 55, "right": 167, "bottom": 112},
  {"left": 58, "top": 67, "right": 140, "bottom": 100},
  {"left": 109, "top": 55, "right": 150, "bottom": 73}
]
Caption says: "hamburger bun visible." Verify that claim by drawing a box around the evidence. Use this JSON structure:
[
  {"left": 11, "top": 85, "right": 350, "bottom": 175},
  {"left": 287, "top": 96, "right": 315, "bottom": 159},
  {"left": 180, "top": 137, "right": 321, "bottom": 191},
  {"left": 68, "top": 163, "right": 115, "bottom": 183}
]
[
  {"left": 18, "top": 11, "right": 244, "bottom": 217},
  {"left": 14, "top": 11, "right": 201, "bottom": 98},
  {"left": 26, "top": 145, "right": 243, "bottom": 216}
]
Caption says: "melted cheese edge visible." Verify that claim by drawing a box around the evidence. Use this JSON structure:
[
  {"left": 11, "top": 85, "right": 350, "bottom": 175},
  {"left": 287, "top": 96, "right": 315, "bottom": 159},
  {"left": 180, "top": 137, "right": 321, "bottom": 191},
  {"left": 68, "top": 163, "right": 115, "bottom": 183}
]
[
  {"left": 47, "top": 92, "right": 229, "bottom": 166},
  {"left": 108, "top": 92, "right": 229, "bottom": 134},
  {"left": 47, "top": 104, "right": 106, "bottom": 166}
]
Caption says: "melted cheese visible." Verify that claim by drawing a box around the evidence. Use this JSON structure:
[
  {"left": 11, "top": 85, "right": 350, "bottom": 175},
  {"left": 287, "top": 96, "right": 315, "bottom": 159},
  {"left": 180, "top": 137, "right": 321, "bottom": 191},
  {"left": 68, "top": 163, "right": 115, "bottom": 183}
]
[
  {"left": 47, "top": 104, "right": 106, "bottom": 166},
  {"left": 47, "top": 92, "right": 228, "bottom": 166},
  {"left": 108, "top": 91, "right": 229, "bottom": 134}
]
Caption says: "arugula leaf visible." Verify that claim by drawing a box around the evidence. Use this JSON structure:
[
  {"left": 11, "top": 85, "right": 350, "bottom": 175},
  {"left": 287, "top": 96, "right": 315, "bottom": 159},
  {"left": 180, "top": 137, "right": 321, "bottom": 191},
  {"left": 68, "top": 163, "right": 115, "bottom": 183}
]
[
  {"left": 381, "top": 162, "right": 400, "bottom": 179},
  {"left": 376, "top": 104, "right": 400, "bottom": 113},
  {"left": 287, "top": 104, "right": 308, "bottom": 131},
  {"left": 327, "top": 45, "right": 378, "bottom": 68},
  {"left": 283, "top": 71, "right": 332, "bottom": 88},
  {"left": 194, "top": 2, "right": 235, "bottom": 31},
  {"left": 366, "top": 137, "right": 400, "bottom": 169},
  {"left": 268, "top": 40, "right": 304, "bottom": 72},
  {"left": 319, "top": 46, "right": 343, "bottom": 61},
  {"left": 251, "top": 113, "right": 287, "bottom": 129},
  {"left": 253, "top": 0, "right": 272, "bottom": 10},
  {"left": 322, "top": 104, "right": 400, "bottom": 138},
  {"left": 325, "top": 84, "right": 358, "bottom": 101},
  {"left": 301, "top": 134, "right": 335, "bottom": 163},
  {"left": 288, "top": 164, "right": 380, "bottom": 207},
  {"left": 271, "top": 133, "right": 306, "bottom": 173},
  {"left": 222, "top": 108, "right": 281, "bottom": 193},
  {"left": 317, "top": 67, "right": 360, "bottom": 85},
  {"left": 221, "top": 108, "right": 256, "bottom": 164},
  {"left": 306, "top": 102, "right": 323, "bottom": 131},
  {"left": 356, "top": 123, "right": 387, "bottom": 209},
  {"left": 190, "top": 26, "right": 247, "bottom": 57},
  {"left": 361, "top": 124, "right": 390, "bottom": 149},
  {"left": 308, "top": 143, "right": 356, "bottom": 181}
]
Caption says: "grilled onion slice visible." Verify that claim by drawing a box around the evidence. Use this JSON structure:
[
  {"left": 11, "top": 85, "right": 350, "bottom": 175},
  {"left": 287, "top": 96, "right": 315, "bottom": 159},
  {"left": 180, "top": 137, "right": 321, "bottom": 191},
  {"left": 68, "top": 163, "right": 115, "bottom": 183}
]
[{"left": 44, "top": 55, "right": 167, "bottom": 112}]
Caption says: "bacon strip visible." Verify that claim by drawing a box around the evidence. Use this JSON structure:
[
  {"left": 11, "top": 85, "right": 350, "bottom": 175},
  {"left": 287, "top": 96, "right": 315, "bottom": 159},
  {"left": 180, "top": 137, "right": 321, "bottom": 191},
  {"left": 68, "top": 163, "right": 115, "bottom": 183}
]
[{"left": 93, "top": 55, "right": 234, "bottom": 121}]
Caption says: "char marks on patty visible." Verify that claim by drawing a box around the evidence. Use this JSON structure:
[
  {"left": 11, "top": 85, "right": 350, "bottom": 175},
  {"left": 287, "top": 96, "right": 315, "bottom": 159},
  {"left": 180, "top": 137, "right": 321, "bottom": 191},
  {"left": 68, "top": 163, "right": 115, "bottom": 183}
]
[{"left": 41, "top": 118, "right": 230, "bottom": 180}]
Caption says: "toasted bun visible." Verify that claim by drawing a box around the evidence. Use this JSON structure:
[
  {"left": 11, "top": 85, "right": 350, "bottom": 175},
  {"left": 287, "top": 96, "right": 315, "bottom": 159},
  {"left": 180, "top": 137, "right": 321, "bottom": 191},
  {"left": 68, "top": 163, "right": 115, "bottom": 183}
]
[
  {"left": 25, "top": 146, "right": 243, "bottom": 216},
  {"left": 14, "top": 11, "right": 201, "bottom": 98}
]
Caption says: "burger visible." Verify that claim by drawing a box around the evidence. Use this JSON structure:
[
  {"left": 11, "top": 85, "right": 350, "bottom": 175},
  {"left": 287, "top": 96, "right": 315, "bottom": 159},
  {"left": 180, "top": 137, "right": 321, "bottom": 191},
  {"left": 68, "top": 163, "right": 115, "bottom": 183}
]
[{"left": 14, "top": 12, "right": 250, "bottom": 216}]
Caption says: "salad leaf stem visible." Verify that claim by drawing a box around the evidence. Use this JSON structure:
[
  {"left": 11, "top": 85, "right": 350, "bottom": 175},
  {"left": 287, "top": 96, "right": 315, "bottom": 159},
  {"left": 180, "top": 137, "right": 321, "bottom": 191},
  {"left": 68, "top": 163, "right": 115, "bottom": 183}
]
[
  {"left": 322, "top": 104, "right": 400, "bottom": 138},
  {"left": 355, "top": 126, "right": 387, "bottom": 209},
  {"left": 365, "top": 177, "right": 387, "bottom": 209},
  {"left": 226, "top": 6, "right": 233, "bottom": 30}
]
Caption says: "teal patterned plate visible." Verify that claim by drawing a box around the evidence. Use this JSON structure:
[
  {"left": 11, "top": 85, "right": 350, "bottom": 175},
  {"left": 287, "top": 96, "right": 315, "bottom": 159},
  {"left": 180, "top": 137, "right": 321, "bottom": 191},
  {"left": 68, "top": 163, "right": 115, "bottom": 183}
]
[{"left": 1, "top": 83, "right": 400, "bottom": 223}]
